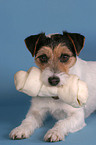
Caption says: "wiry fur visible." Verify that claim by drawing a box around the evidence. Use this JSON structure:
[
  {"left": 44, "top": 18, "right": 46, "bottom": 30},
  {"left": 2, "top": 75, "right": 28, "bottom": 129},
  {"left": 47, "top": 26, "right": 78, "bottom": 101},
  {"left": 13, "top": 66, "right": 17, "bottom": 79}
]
[
  {"left": 41, "top": 67, "right": 69, "bottom": 86},
  {"left": 10, "top": 32, "right": 96, "bottom": 142}
]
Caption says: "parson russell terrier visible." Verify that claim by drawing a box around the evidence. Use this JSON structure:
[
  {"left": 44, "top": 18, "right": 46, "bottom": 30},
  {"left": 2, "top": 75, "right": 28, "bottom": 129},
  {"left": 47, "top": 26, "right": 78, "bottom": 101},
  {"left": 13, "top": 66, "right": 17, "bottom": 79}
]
[{"left": 10, "top": 32, "right": 96, "bottom": 142}]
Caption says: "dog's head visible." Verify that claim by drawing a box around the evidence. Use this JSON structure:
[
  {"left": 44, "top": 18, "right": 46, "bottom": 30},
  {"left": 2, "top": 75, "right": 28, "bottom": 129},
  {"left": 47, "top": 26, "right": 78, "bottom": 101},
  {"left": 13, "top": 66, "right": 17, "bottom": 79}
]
[{"left": 24, "top": 32, "right": 85, "bottom": 86}]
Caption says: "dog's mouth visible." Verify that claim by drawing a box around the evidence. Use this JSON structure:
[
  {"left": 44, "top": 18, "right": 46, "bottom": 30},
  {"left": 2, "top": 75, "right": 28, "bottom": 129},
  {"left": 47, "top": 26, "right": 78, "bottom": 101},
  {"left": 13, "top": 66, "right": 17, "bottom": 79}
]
[{"left": 41, "top": 66, "right": 69, "bottom": 87}]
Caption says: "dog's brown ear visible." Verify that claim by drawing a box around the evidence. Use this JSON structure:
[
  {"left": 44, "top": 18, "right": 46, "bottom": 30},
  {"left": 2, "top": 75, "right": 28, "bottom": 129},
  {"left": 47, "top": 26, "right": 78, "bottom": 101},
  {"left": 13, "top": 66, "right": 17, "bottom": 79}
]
[
  {"left": 63, "top": 32, "right": 85, "bottom": 56},
  {"left": 24, "top": 33, "right": 45, "bottom": 57}
]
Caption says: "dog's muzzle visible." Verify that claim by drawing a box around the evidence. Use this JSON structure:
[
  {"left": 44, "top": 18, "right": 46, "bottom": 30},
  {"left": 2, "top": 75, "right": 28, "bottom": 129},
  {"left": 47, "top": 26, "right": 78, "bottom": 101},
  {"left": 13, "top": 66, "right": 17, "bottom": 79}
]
[{"left": 48, "top": 76, "right": 60, "bottom": 86}]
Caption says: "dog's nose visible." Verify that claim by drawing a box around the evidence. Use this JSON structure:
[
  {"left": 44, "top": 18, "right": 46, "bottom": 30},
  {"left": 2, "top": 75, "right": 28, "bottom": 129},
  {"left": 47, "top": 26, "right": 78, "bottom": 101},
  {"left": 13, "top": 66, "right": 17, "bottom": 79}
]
[{"left": 48, "top": 76, "right": 60, "bottom": 86}]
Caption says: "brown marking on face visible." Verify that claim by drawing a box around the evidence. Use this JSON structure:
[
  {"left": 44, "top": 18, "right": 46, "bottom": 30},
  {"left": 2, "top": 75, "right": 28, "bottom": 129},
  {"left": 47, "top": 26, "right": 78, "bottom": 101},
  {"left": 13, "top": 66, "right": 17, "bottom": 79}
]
[
  {"left": 35, "top": 46, "right": 53, "bottom": 70},
  {"left": 35, "top": 44, "right": 76, "bottom": 73},
  {"left": 53, "top": 44, "right": 76, "bottom": 73}
]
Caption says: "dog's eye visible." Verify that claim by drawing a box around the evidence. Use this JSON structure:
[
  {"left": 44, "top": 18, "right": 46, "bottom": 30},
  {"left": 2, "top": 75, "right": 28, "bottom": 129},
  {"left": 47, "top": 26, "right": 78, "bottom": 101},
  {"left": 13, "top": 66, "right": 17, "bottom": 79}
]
[
  {"left": 38, "top": 54, "right": 49, "bottom": 63},
  {"left": 59, "top": 54, "right": 70, "bottom": 63}
]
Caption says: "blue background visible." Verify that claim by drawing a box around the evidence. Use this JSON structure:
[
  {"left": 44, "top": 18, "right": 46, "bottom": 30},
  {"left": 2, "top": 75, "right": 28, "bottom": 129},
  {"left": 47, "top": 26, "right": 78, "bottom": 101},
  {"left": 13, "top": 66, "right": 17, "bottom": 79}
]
[{"left": 0, "top": 0, "right": 96, "bottom": 145}]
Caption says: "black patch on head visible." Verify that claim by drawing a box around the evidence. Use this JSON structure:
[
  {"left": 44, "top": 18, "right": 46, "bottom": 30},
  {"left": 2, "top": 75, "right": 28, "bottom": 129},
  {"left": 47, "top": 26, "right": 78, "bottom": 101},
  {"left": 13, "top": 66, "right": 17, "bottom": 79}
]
[{"left": 24, "top": 32, "right": 85, "bottom": 57}]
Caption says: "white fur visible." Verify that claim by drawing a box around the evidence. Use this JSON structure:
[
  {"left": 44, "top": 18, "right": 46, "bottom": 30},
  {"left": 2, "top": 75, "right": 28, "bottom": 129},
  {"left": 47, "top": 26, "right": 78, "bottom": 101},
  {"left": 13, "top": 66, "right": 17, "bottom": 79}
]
[
  {"left": 41, "top": 67, "right": 69, "bottom": 86},
  {"left": 10, "top": 57, "right": 96, "bottom": 142}
]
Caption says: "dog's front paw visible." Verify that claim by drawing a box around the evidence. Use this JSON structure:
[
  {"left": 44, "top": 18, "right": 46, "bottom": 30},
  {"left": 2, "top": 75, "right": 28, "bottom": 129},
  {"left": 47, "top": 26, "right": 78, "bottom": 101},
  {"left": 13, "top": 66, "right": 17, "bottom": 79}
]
[
  {"left": 44, "top": 129, "right": 65, "bottom": 142},
  {"left": 9, "top": 125, "right": 33, "bottom": 140}
]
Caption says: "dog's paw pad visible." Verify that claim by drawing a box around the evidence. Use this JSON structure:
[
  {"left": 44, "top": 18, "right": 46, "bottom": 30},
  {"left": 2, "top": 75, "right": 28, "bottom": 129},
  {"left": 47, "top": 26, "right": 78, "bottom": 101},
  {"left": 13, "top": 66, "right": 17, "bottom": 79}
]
[
  {"left": 9, "top": 126, "right": 32, "bottom": 140},
  {"left": 44, "top": 129, "right": 64, "bottom": 142}
]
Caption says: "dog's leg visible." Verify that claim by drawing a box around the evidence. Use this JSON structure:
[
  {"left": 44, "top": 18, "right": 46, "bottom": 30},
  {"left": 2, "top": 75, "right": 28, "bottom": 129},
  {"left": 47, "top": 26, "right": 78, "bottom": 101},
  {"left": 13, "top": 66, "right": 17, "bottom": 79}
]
[
  {"left": 44, "top": 108, "right": 86, "bottom": 142},
  {"left": 9, "top": 98, "right": 48, "bottom": 140}
]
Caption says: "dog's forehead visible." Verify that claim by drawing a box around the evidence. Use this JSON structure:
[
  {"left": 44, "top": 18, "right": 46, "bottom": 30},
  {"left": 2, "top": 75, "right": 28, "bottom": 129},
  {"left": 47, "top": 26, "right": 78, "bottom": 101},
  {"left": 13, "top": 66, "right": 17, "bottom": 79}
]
[
  {"left": 44, "top": 33, "right": 75, "bottom": 53},
  {"left": 37, "top": 33, "right": 65, "bottom": 51},
  {"left": 44, "top": 33, "right": 65, "bottom": 47},
  {"left": 36, "top": 33, "right": 76, "bottom": 56}
]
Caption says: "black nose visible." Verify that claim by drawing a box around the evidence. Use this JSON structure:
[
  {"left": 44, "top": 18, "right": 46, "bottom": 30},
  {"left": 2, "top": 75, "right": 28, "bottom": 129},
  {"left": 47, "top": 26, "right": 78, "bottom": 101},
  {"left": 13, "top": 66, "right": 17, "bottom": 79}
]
[{"left": 48, "top": 76, "right": 60, "bottom": 86}]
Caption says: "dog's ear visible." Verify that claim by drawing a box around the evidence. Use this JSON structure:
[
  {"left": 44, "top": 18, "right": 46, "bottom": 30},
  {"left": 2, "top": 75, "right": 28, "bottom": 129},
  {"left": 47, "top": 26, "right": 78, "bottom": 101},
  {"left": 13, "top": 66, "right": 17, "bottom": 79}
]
[
  {"left": 24, "top": 33, "right": 45, "bottom": 57},
  {"left": 63, "top": 32, "right": 85, "bottom": 56}
]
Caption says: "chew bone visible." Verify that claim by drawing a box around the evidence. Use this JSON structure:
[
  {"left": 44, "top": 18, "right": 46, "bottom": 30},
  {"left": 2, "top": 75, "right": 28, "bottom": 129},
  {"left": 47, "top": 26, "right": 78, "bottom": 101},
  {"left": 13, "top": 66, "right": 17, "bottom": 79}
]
[{"left": 14, "top": 67, "right": 88, "bottom": 108}]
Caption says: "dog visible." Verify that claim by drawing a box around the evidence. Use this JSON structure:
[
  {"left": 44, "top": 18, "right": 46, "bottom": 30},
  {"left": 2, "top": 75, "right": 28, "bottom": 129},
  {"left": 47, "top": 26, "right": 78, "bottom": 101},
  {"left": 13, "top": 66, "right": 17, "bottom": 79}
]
[{"left": 9, "top": 32, "right": 96, "bottom": 142}]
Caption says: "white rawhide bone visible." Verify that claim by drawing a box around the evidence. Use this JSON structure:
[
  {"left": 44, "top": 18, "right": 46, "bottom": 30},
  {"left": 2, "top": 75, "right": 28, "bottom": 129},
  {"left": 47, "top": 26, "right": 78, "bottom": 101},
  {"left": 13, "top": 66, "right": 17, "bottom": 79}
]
[{"left": 14, "top": 67, "right": 88, "bottom": 108}]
